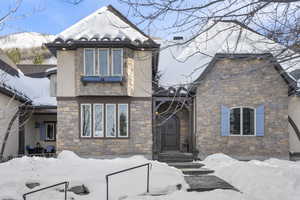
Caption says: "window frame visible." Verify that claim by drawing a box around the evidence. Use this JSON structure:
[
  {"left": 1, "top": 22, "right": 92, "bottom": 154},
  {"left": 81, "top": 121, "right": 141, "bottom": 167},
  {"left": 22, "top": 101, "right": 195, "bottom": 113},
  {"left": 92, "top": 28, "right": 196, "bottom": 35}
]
[
  {"left": 111, "top": 48, "right": 123, "bottom": 76},
  {"left": 105, "top": 104, "right": 117, "bottom": 138},
  {"left": 98, "top": 48, "right": 110, "bottom": 76},
  {"left": 79, "top": 103, "right": 130, "bottom": 139},
  {"left": 118, "top": 104, "right": 129, "bottom": 138},
  {"left": 229, "top": 106, "right": 256, "bottom": 136},
  {"left": 83, "top": 48, "right": 96, "bottom": 76},
  {"left": 80, "top": 104, "right": 92, "bottom": 138},
  {"left": 45, "top": 122, "right": 56, "bottom": 141},
  {"left": 93, "top": 104, "right": 104, "bottom": 138}
]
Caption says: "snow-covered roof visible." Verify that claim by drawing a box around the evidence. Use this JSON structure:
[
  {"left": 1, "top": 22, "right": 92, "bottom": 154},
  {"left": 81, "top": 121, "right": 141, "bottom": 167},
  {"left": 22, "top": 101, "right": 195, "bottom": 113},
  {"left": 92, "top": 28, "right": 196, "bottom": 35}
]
[
  {"left": 158, "top": 21, "right": 300, "bottom": 87},
  {"left": 56, "top": 5, "right": 150, "bottom": 42},
  {"left": 0, "top": 53, "right": 56, "bottom": 106}
]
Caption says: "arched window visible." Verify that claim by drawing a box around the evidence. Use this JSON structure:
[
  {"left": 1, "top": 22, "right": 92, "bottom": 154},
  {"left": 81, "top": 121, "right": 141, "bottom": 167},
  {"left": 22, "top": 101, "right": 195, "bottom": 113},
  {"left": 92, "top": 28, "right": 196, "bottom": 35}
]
[{"left": 230, "top": 107, "right": 255, "bottom": 135}]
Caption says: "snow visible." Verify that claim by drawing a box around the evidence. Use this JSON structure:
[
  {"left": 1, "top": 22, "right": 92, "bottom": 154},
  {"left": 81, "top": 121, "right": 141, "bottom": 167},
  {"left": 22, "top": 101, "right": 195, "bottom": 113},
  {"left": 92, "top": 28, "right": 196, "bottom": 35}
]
[
  {"left": 158, "top": 21, "right": 300, "bottom": 86},
  {"left": 0, "top": 32, "right": 55, "bottom": 49},
  {"left": 0, "top": 68, "right": 56, "bottom": 106},
  {"left": 0, "top": 151, "right": 186, "bottom": 200},
  {"left": 0, "top": 152, "right": 299, "bottom": 200},
  {"left": 57, "top": 6, "right": 148, "bottom": 42}
]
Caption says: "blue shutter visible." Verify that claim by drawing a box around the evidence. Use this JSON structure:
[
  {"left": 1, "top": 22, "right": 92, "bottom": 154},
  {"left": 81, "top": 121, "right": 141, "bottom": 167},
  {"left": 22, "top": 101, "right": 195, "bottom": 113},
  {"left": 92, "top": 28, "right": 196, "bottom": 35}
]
[
  {"left": 221, "top": 105, "right": 230, "bottom": 136},
  {"left": 256, "top": 105, "right": 265, "bottom": 136},
  {"left": 40, "top": 122, "right": 46, "bottom": 140}
]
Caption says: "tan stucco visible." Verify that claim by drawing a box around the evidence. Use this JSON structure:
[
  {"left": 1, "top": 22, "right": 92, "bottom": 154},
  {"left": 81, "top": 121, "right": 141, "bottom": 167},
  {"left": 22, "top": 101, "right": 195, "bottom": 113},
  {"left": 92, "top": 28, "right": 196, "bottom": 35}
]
[
  {"left": 133, "top": 51, "right": 152, "bottom": 97},
  {"left": 0, "top": 93, "right": 21, "bottom": 157},
  {"left": 288, "top": 96, "right": 300, "bottom": 153},
  {"left": 57, "top": 50, "right": 76, "bottom": 97}
]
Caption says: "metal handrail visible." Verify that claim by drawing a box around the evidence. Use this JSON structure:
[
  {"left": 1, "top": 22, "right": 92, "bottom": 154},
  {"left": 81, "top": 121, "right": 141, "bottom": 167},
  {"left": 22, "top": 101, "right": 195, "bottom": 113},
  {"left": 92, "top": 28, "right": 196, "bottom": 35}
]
[
  {"left": 105, "top": 163, "right": 152, "bottom": 200},
  {"left": 23, "top": 181, "right": 69, "bottom": 200}
]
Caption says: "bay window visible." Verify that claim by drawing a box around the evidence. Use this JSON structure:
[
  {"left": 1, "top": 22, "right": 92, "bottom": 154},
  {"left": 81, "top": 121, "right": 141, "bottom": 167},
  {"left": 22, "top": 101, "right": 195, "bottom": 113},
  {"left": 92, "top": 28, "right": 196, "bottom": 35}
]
[
  {"left": 84, "top": 48, "right": 123, "bottom": 77},
  {"left": 80, "top": 103, "right": 129, "bottom": 138}
]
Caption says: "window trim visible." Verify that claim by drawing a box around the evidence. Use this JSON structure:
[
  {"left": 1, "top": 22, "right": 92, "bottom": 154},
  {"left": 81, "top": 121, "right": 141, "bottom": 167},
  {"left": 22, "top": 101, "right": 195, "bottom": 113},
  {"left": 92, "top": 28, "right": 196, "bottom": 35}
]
[
  {"left": 83, "top": 48, "right": 96, "bottom": 76},
  {"left": 80, "top": 104, "right": 92, "bottom": 138},
  {"left": 105, "top": 104, "right": 117, "bottom": 138},
  {"left": 229, "top": 106, "right": 256, "bottom": 136},
  {"left": 45, "top": 122, "right": 56, "bottom": 141},
  {"left": 111, "top": 48, "right": 123, "bottom": 76},
  {"left": 93, "top": 104, "right": 104, "bottom": 138},
  {"left": 118, "top": 104, "right": 129, "bottom": 138},
  {"left": 98, "top": 48, "right": 110, "bottom": 76}
]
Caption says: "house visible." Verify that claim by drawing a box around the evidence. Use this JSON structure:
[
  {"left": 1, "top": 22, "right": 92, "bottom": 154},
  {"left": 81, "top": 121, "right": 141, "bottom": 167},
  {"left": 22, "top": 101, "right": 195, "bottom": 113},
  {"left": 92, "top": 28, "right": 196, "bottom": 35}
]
[{"left": 1, "top": 5, "right": 300, "bottom": 161}]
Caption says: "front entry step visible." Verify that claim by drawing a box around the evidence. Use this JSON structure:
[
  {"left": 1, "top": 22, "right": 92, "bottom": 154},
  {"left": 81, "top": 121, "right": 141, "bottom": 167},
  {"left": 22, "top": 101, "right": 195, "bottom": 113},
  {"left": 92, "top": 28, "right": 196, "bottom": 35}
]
[
  {"left": 158, "top": 152, "right": 194, "bottom": 163},
  {"left": 184, "top": 175, "right": 236, "bottom": 192},
  {"left": 168, "top": 162, "right": 204, "bottom": 169},
  {"left": 182, "top": 168, "right": 214, "bottom": 175}
]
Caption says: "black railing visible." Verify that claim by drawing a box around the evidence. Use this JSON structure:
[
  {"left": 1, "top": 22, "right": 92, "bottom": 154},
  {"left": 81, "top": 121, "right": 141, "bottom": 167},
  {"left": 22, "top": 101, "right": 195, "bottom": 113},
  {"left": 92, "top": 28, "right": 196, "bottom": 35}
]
[
  {"left": 23, "top": 181, "right": 69, "bottom": 200},
  {"left": 105, "top": 163, "right": 152, "bottom": 200}
]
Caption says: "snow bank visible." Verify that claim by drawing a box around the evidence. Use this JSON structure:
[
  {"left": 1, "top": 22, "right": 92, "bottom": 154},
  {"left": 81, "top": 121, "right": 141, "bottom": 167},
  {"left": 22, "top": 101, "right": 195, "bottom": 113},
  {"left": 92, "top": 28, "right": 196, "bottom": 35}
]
[
  {"left": 202, "top": 153, "right": 300, "bottom": 200},
  {"left": 0, "top": 151, "right": 186, "bottom": 200}
]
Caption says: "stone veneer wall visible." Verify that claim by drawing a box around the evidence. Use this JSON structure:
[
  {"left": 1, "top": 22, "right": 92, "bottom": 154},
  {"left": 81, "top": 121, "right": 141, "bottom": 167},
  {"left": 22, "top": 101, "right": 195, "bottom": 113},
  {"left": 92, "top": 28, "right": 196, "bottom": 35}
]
[
  {"left": 56, "top": 98, "right": 152, "bottom": 156},
  {"left": 196, "top": 58, "right": 289, "bottom": 160}
]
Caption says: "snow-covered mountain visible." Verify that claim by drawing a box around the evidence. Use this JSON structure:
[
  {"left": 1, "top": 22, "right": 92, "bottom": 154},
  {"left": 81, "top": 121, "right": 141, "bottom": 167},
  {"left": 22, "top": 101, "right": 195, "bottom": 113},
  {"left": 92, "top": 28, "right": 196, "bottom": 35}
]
[
  {"left": 0, "top": 32, "right": 56, "bottom": 64},
  {"left": 0, "top": 32, "right": 55, "bottom": 49}
]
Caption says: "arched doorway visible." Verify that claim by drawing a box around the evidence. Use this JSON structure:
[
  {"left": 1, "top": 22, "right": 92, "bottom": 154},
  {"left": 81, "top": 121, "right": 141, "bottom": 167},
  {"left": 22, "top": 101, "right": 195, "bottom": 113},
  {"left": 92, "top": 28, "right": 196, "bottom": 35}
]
[{"left": 160, "top": 115, "right": 179, "bottom": 151}]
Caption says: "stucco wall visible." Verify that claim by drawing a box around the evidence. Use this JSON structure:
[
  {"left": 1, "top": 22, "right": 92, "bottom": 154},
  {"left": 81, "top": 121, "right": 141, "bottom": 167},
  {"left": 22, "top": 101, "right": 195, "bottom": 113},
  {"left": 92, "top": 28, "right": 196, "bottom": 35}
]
[
  {"left": 56, "top": 98, "right": 152, "bottom": 156},
  {"left": 196, "top": 58, "right": 289, "bottom": 160},
  {"left": 57, "top": 50, "right": 76, "bottom": 97},
  {"left": 0, "top": 93, "right": 20, "bottom": 157},
  {"left": 288, "top": 96, "right": 300, "bottom": 153},
  {"left": 133, "top": 51, "right": 152, "bottom": 97}
]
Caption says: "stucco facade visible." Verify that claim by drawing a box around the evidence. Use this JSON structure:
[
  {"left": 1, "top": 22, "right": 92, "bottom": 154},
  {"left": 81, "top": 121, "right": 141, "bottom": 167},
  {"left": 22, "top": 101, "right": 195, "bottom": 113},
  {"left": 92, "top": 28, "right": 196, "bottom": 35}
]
[{"left": 195, "top": 57, "right": 289, "bottom": 160}]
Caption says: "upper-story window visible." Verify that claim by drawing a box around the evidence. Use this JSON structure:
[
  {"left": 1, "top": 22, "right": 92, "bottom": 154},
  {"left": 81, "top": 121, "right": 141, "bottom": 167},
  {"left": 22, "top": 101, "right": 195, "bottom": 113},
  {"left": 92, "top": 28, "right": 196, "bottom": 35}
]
[
  {"left": 230, "top": 107, "right": 255, "bottom": 136},
  {"left": 84, "top": 48, "right": 123, "bottom": 77}
]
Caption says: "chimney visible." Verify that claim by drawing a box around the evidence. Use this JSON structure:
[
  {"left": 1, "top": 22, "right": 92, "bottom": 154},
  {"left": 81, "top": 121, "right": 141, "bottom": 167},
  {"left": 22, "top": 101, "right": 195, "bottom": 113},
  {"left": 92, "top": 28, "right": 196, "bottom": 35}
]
[{"left": 173, "top": 36, "right": 184, "bottom": 41}]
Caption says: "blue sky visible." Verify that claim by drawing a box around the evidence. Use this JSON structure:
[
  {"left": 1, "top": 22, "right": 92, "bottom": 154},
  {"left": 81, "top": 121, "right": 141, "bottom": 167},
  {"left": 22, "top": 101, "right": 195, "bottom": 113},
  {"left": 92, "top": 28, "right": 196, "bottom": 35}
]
[{"left": 0, "top": 0, "right": 136, "bottom": 36}]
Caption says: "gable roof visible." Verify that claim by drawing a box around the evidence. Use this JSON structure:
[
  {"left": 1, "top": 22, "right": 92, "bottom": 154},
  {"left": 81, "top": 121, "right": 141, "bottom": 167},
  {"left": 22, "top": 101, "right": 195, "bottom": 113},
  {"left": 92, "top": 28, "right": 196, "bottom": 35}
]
[
  {"left": 46, "top": 5, "right": 159, "bottom": 51},
  {"left": 190, "top": 53, "right": 296, "bottom": 95}
]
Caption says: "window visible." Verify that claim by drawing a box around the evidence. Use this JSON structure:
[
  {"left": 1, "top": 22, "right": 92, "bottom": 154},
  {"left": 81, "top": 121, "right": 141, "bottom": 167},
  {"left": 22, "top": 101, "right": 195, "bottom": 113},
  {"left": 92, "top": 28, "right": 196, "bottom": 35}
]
[
  {"left": 112, "top": 49, "right": 123, "bottom": 76},
  {"left": 94, "top": 104, "right": 104, "bottom": 137},
  {"left": 45, "top": 122, "right": 56, "bottom": 141},
  {"left": 83, "top": 48, "right": 123, "bottom": 77},
  {"left": 80, "top": 103, "right": 129, "bottom": 138},
  {"left": 106, "top": 104, "right": 116, "bottom": 137},
  {"left": 99, "top": 49, "right": 109, "bottom": 76},
  {"left": 118, "top": 104, "right": 128, "bottom": 137},
  {"left": 81, "top": 104, "right": 92, "bottom": 137},
  {"left": 230, "top": 107, "right": 255, "bottom": 136},
  {"left": 84, "top": 49, "right": 95, "bottom": 76}
]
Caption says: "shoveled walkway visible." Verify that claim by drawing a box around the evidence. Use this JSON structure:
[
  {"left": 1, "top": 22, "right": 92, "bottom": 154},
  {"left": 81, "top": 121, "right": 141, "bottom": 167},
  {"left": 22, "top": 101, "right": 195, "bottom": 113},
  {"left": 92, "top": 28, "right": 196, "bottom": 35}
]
[{"left": 168, "top": 162, "right": 237, "bottom": 192}]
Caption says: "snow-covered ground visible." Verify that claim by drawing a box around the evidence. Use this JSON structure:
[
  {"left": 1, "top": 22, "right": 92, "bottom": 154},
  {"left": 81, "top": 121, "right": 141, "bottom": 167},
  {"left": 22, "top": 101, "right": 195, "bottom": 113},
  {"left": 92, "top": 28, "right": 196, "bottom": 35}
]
[{"left": 0, "top": 151, "right": 299, "bottom": 200}]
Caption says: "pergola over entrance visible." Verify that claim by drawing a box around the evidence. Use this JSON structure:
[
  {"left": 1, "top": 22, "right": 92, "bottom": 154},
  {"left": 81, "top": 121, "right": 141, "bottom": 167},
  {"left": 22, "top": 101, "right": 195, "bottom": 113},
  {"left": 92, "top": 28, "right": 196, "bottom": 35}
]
[{"left": 152, "top": 87, "right": 197, "bottom": 160}]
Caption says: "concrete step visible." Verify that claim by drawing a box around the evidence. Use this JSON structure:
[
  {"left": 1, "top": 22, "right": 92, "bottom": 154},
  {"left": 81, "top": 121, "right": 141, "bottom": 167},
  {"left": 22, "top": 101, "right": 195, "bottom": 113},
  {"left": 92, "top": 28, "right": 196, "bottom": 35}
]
[
  {"left": 182, "top": 168, "right": 214, "bottom": 175},
  {"left": 168, "top": 162, "right": 204, "bottom": 169},
  {"left": 184, "top": 175, "right": 236, "bottom": 192},
  {"left": 158, "top": 152, "right": 194, "bottom": 163}
]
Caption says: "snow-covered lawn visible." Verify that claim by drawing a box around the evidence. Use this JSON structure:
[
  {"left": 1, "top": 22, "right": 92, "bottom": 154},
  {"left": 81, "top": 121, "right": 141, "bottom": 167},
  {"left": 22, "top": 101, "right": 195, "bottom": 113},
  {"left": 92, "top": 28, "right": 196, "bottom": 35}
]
[{"left": 0, "top": 151, "right": 299, "bottom": 200}]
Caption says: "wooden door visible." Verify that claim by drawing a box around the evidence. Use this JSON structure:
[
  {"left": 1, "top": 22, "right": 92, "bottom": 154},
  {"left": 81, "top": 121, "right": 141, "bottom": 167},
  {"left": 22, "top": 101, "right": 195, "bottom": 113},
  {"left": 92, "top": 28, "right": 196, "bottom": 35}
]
[{"left": 161, "top": 115, "right": 179, "bottom": 151}]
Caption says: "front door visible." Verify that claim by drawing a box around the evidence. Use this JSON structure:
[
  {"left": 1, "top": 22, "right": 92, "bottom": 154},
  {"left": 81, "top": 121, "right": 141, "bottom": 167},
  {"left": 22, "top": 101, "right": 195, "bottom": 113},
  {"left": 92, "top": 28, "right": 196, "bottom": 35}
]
[{"left": 161, "top": 115, "right": 179, "bottom": 151}]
